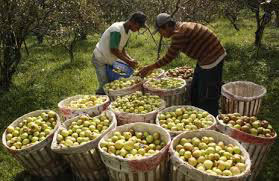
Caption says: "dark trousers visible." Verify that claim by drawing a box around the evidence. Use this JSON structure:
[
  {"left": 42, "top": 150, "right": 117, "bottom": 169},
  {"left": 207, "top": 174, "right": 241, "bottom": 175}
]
[{"left": 191, "top": 61, "right": 224, "bottom": 117}]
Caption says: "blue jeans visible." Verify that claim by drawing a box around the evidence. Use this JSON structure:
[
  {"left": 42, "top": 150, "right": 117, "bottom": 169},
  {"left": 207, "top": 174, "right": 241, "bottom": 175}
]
[{"left": 92, "top": 54, "right": 109, "bottom": 94}]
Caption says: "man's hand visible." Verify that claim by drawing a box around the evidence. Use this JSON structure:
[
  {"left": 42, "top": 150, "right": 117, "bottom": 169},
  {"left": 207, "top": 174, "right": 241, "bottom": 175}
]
[{"left": 137, "top": 64, "right": 156, "bottom": 78}]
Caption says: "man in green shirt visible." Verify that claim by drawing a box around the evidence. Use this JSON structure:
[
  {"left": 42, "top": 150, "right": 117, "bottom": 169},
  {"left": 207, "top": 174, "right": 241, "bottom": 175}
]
[{"left": 93, "top": 11, "right": 147, "bottom": 95}]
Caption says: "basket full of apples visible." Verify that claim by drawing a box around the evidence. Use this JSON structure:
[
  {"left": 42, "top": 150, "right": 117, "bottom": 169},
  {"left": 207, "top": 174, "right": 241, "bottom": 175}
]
[
  {"left": 165, "top": 66, "right": 194, "bottom": 81},
  {"left": 51, "top": 111, "right": 117, "bottom": 180},
  {"left": 2, "top": 110, "right": 65, "bottom": 177},
  {"left": 165, "top": 66, "right": 194, "bottom": 104},
  {"left": 98, "top": 122, "right": 171, "bottom": 181},
  {"left": 217, "top": 113, "right": 277, "bottom": 181},
  {"left": 156, "top": 106, "right": 216, "bottom": 138},
  {"left": 58, "top": 95, "right": 110, "bottom": 121},
  {"left": 170, "top": 130, "right": 251, "bottom": 181},
  {"left": 143, "top": 77, "right": 186, "bottom": 107},
  {"left": 104, "top": 76, "right": 143, "bottom": 101},
  {"left": 109, "top": 91, "right": 166, "bottom": 125}
]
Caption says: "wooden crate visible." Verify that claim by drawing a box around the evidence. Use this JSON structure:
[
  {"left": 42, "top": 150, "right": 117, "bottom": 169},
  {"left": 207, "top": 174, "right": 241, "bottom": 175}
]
[
  {"left": 98, "top": 122, "right": 171, "bottom": 181},
  {"left": 221, "top": 81, "right": 266, "bottom": 116},
  {"left": 51, "top": 111, "right": 117, "bottom": 180},
  {"left": 216, "top": 116, "right": 277, "bottom": 181},
  {"left": 58, "top": 95, "right": 110, "bottom": 121},
  {"left": 2, "top": 110, "right": 66, "bottom": 177},
  {"left": 170, "top": 130, "right": 251, "bottom": 181}
]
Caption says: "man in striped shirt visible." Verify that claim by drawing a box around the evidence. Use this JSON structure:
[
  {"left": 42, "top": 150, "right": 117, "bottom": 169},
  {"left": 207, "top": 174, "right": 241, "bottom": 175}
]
[{"left": 138, "top": 13, "right": 226, "bottom": 116}]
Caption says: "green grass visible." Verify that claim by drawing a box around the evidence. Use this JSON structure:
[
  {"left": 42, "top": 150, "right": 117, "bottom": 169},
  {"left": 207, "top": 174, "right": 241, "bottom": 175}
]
[{"left": 0, "top": 16, "right": 279, "bottom": 180}]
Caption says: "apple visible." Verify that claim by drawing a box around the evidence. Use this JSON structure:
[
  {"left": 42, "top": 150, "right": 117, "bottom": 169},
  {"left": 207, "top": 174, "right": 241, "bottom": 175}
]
[
  {"left": 219, "top": 114, "right": 275, "bottom": 138},
  {"left": 174, "top": 136, "right": 247, "bottom": 176},
  {"left": 5, "top": 111, "right": 58, "bottom": 150},
  {"left": 104, "top": 77, "right": 142, "bottom": 91},
  {"left": 57, "top": 113, "right": 111, "bottom": 148},
  {"left": 100, "top": 129, "right": 165, "bottom": 159}
]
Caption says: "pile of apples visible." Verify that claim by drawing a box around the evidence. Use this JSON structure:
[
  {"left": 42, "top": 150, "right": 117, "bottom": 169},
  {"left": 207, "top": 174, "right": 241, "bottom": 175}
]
[
  {"left": 110, "top": 91, "right": 162, "bottom": 114},
  {"left": 104, "top": 77, "right": 141, "bottom": 91},
  {"left": 65, "top": 95, "right": 107, "bottom": 109},
  {"left": 145, "top": 77, "right": 185, "bottom": 89},
  {"left": 158, "top": 107, "right": 215, "bottom": 132},
  {"left": 112, "top": 68, "right": 126, "bottom": 75},
  {"left": 145, "top": 69, "right": 164, "bottom": 79},
  {"left": 218, "top": 113, "right": 276, "bottom": 137},
  {"left": 166, "top": 66, "right": 193, "bottom": 80},
  {"left": 56, "top": 114, "right": 111, "bottom": 148},
  {"left": 174, "top": 136, "right": 247, "bottom": 176},
  {"left": 5, "top": 111, "right": 58, "bottom": 150},
  {"left": 100, "top": 129, "right": 166, "bottom": 159}
]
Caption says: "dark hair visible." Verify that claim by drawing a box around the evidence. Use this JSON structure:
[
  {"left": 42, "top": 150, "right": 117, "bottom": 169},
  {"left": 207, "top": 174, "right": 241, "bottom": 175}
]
[
  {"left": 160, "top": 20, "right": 176, "bottom": 29},
  {"left": 129, "top": 11, "right": 146, "bottom": 27}
]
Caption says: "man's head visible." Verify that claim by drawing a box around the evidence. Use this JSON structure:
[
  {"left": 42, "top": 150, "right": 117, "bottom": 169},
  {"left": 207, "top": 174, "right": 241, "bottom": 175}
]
[
  {"left": 128, "top": 11, "right": 147, "bottom": 32},
  {"left": 154, "top": 13, "right": 176, "bottom": 38}
]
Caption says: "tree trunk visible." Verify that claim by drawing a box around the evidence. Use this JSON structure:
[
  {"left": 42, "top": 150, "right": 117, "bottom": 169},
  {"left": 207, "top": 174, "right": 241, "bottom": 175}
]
[
  {"left": 68, "top": 41, "right": 75, "bottom": 63},
  {"left": 79, "top": 31, "right": 87, "bottom": 40},
  {"left": 255, "top": 23, "right": 265, "bottom": 48},
  {"left": 275, "top": 11, "right": 279, "bottom": 28},
  {"left": 69, "top": 48, "right": 74, "bottom": 63},
  {"left": 255, "top": 9, "right": 263, "bottom": 47},
  {"left": 0, "top": 32, "right": 22, "bottom": 91},
  {"left": 255, "top": 10, "right": 272, "bottom": 47},
  {"left": 225, "top": 13, "right": 240, "bottom": 31}
]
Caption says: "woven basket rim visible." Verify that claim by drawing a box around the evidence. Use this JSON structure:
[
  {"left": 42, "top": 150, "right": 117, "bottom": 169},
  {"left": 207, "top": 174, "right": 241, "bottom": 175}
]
[
  {"left": 58, "top": 95, "right": 110, "bottom": 111},
  {"left": 155, "top": 105, "right": 217, "bottom": 135},
  {"left": 143, "top": 77, "right": 186, "bottom": 91},
  {"left": 221, "top": 81, "right": 267, "bottom": 101},
  {"left": 216, "top": 115, "right": 277, "bottom": 141},
  {"left": 2, "top": 110, "right": 60, "bottom": 154},
  {"left": 98, "top": 122, "right": 171, "bottom": 162},
  {"left": 170, "top": 130, "right": 251, "bottom": 179},
  {"left": 51, "top": 110, "right": 117, "bottom": 154}
]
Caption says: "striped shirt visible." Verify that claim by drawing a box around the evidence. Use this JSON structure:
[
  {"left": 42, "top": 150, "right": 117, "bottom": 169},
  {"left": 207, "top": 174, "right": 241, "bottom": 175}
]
[{"left": 155, "top": 22, "right": 225, "bottom": 68}]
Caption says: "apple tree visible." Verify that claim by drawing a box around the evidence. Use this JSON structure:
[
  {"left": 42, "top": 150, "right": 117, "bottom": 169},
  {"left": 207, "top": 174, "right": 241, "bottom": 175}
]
[
  {"left": 46, "top": 0, "right": 100, "bottom": 63},
  {"left": 0, "top": 0, "right": 62, "bottom": 91}
]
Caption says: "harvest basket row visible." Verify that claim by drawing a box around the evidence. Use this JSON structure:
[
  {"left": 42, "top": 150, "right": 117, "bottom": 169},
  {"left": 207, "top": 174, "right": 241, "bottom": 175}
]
[
  {"left": 2, "top": 104, "right": 276, "bottom": 181},
  {"left": 2, "top": 110, "right": 254, "bottom": 181}
]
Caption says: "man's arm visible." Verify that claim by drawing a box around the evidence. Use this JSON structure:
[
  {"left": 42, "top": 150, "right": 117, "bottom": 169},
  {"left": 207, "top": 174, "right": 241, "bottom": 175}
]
[
  {"left": 138, "top": 38, "right": 181, "bottom": 77},
  {"left": 110, "top": 32, "right": 137, "bottom": 68}
]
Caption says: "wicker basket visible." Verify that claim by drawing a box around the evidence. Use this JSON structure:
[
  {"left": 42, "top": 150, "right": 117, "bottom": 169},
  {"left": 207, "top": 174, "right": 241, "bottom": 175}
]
[
  {"left": 2, "top": 110, "right": 65, "bottom": 177},
  {"left": 170, "top": 130, "right": 251, "bottom": 181},
  {"left": 109, "top": 98, "right": 166, "bottom": 125},
  {"left": 221, "top": 81, "right": 266, "bottom": 116},
  {"left": 143, "top": 78, "right": 187, "bottom": 107},
  {"left": 104, "top": 76, "right": 143, "bottom": 101},
  {"left": 155, "top": 106, "right": 217, "bottom": 138},
  {"left": 216, "top": 115, "right": 277, "bottom": 181},
  {"left": 98, "top": 122, "right": 171, "bottom": 181},
  {"left": 51, "top": 111, "right": 117, "bottom": 180},
  {"left": 58, "top": 95, "right": 110, "bottom": 121}
]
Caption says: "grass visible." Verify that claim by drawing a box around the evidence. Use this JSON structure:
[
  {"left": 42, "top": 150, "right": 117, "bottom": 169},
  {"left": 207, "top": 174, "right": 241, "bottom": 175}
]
[{"left": 0, "top": 15, "right": 279, "bottom": 180}]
